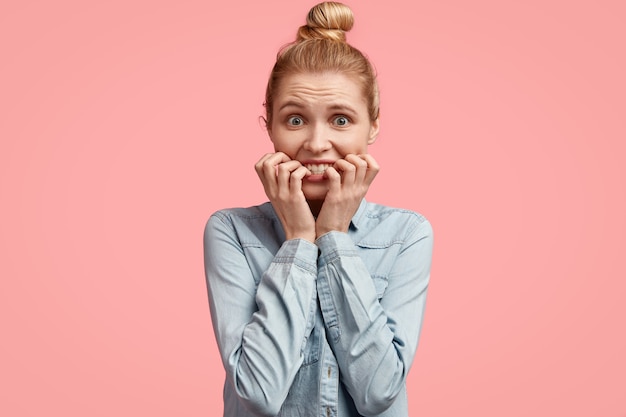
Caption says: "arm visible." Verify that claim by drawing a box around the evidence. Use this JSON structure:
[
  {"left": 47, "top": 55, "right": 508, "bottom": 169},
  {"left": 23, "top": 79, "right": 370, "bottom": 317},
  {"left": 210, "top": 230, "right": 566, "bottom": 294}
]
[
  {"left": 316, "top": 217, "right": 433, "bottom": 415},
  {"left": 204, "top": 212, "right": 319, "bottom": 416}
]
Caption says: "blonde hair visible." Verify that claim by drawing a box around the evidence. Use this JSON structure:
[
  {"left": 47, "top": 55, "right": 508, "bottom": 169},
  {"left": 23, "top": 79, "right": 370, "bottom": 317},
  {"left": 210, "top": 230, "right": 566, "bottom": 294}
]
[{"left": 264, "top": 2, "right": 379, "bottom": 127}]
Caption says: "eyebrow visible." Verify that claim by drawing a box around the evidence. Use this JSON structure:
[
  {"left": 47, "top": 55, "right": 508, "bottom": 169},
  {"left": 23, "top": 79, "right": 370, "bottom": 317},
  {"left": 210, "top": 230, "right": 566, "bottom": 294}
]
[
  {"left": 278, "top": 100, "right": 306, "bottom": 112},
  {"left": 328, "top": 104, "right": 358, "bottom": 115},
  {"left": 277, "top": 101, "right": 358, "bottom": 116}
]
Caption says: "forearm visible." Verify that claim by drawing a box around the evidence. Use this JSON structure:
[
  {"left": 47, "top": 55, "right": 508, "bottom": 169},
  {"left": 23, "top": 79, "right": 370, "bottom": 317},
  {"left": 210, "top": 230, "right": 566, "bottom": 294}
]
[
  {"left": 233, "top": 240, "right": 317, "bottom": 392},
  {"left": 316, "top": 232, "right": 403, "bottom": 413},
  {"left": 316, "top": 226, "right": 432, "bottom": 415},
  {"left": 205, "top": 215, "right": 318, "bottom": 415}
]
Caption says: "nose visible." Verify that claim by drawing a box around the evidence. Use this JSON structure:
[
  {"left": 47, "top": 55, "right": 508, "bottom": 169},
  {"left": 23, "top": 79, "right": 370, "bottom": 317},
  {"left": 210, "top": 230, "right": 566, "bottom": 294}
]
[{"left": 303, "top": 123, "right": 332, "bottom": 153}]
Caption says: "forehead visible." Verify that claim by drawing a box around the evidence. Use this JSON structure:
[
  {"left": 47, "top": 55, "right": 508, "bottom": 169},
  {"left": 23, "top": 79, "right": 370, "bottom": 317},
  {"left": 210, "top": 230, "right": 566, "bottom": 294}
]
[{"left": 274, "top": 72, "right": 367, "bottom": 110}]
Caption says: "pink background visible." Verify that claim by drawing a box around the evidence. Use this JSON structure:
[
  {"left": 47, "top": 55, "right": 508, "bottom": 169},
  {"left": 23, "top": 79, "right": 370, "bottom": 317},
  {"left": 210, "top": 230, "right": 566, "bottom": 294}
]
[{"left": 1, "top": 0, "right": 625, "bottom": 416}]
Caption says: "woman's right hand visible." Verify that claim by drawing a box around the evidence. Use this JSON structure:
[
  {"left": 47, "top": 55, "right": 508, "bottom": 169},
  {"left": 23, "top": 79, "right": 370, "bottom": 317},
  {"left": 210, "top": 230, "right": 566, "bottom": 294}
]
[{"left": 255, "top": 152, "right": 316, "bottom": 242}]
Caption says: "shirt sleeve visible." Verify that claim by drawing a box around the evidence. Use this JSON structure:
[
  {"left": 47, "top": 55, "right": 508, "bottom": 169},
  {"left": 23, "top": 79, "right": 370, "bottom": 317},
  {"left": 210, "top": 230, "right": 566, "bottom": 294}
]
[
  {"left": 203, "top": 212, "right": 319, "bottom": 416},
  {"left": 315, "top": 217, "right": 433, "bottom": 415}
]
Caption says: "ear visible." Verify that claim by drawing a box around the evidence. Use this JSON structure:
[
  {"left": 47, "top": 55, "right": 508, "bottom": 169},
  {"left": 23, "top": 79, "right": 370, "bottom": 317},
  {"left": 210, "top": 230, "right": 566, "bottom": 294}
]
[
  {"left": 260, "top": 115, "right": 274, "bottom": 141},
  {"left": 367, "top": 117, "right": 380, "bottom": 144}
]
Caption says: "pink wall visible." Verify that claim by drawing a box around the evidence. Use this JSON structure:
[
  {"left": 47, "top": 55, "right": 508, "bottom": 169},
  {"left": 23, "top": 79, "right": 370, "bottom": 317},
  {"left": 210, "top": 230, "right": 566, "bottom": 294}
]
[{"left": 1, "top": 1, "right": 624, "bottom": 415}]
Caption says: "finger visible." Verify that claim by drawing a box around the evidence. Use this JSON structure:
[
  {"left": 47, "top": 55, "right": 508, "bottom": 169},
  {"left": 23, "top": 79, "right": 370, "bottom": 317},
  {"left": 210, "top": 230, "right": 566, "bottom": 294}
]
[
  {"left": 255, "top": 153, "right": 293, "bottom": 196},
  {"left": 261, "top": 152, "right": 293, "bottom": 183},
  {"left": 324, "top": 166, "right": 342, "bottom": 193},
  {"left": 289, "top": 166, "right": 309, "bottom": 194},
  {"left": 266, "top": 152, "right": 293, "bottom": 170},
  {"left": 256, "top": 152, "right": 290, "bottom": 177},
  {"left": 255, "top": 153, "right": 279, "bottom": 196},
  {"left": 332, "top": 158, "right": 357, "bottom": 186},
  {"left": 255, "top": 153, "right": 275, "bottom": 176},
  {"left": 276, "top": 160, "right": 304, "bottom": 192},
  {"left": 358, "top": 153, "right": 380, "bottom": 184},
  {"left": 345, "top": 154, "right": 368, "bottom": 184}
]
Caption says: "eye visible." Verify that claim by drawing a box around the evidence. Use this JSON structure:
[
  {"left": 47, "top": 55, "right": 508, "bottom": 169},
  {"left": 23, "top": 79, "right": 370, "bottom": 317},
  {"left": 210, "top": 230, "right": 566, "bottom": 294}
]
[
  {"left": 333, "top": 115, "right": 350, "bottom": 126},
  {"left": 287, "top": 116, "right": 304, "bottom": 126}
]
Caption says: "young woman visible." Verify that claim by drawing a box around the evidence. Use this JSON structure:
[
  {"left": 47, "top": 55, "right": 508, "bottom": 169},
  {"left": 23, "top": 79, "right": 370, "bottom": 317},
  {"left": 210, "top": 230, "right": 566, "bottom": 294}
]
[{"left": 204, "top": 2, "right": 433, "bottom": 416}]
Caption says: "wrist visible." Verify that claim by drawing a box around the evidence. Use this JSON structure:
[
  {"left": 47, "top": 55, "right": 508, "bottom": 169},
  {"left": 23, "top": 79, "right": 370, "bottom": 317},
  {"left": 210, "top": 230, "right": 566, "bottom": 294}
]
[
  {"left": 315, "top": 224, "right": 347, "bottom": 239},
  {"left": 286, "top": 231, "right": 316, "bottom": 243}
]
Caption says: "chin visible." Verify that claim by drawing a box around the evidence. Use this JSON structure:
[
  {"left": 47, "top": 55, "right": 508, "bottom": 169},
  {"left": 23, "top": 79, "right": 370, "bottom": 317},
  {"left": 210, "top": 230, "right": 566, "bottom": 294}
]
[{"left": 302, "top": 183, "right": 328, "bottom": 201}]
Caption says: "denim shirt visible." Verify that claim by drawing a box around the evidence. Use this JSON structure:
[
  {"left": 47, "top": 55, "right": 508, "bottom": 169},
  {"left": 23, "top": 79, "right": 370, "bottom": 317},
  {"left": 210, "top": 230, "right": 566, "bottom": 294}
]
[{"left": 203, "top": 199, "right": 433, "bottom": 417}]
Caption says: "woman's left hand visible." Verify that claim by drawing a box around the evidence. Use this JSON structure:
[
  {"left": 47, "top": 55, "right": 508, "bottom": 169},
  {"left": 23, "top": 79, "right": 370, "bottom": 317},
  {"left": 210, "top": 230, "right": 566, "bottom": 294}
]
[{"left": 315, "top": 153, "right": 379, "bottom": 238}]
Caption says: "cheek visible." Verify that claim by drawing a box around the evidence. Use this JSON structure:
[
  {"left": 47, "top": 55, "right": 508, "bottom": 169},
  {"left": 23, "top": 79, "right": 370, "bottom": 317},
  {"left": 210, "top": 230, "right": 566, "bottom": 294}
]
[
  {"left": 335, "top": 133, "right": 371, "bottom": 154},
  {"left": 270, "top": 132, "right": 299, "bottom": 157}
]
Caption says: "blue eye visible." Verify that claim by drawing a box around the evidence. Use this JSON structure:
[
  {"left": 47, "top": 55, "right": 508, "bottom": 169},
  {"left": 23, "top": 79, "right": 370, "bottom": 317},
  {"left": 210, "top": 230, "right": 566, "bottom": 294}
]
[
  {"left": 287, "top": 116, "right": 303, "bottom": 126},
  {"left": 333, "top": 116, "right": 349, "bottom": 126}
]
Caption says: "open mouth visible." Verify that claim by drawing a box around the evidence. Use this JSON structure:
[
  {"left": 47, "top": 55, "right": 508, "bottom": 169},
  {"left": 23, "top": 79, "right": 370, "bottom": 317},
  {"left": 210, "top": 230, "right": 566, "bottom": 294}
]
[{"left": 305, "top": 163, "right": 331, "bottom": 175}]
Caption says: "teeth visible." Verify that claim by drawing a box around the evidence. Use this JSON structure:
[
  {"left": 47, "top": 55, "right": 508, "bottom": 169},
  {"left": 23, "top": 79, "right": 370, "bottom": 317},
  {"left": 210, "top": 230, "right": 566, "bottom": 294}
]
[{"left": 305, "top": 163, "right": 330, "bottom": 175}]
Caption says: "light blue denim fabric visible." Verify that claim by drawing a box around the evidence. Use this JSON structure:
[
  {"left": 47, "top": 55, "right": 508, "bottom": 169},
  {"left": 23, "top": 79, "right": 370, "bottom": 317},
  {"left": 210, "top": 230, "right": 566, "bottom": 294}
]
[{"left": 203, "top": 199, "right": 433, "bottom": 417}]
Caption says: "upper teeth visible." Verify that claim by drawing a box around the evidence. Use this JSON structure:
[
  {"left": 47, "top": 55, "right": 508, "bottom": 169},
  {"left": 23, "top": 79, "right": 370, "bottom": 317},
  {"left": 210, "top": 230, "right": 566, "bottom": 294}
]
[{"left": 306, "top": 163, "right": 330, "bottom": 175}]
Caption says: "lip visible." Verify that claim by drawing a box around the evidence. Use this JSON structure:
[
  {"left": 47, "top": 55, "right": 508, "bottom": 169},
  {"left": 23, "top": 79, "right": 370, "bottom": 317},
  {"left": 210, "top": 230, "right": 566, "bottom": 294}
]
[
  {"left": 304, "top": 173, "right": 326, "bottom": 182},
  {"left": 300, "top": 159, "right": 336, "bottom": 181},
  {"left": 300, "top": 159, "right": 337, "bottom": 165}
]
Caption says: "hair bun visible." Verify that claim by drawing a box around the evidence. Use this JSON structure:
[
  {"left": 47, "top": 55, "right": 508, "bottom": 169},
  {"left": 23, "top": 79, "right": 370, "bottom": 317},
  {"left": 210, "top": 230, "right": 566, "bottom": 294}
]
[{"left": 297, "top": 2, "right": 354, "bottom": 42}]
